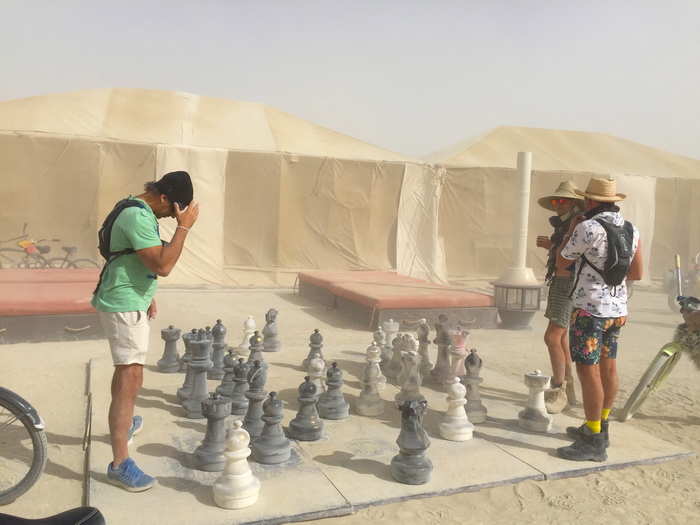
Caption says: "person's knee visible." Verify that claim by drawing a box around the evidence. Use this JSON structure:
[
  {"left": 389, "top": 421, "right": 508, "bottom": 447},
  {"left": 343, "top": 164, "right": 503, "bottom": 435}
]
[
  {"left": 114, "top": 364, "right": 144, "bottom": 395},
  {"left": 544, "top": 324, "right": 566, "bottom": 347}
]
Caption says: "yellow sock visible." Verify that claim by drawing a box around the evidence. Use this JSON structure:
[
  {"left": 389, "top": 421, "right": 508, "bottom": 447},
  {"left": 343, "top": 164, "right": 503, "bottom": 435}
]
[
  {"left": 601, "top": 408, "right": 611, "bottom": 421},
  {"left": 586, "top": 420, "right": 601, "bottom": 433}
]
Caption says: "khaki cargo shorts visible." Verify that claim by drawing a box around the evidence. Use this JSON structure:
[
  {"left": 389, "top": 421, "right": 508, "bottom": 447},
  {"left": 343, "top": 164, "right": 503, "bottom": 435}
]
[{"left": 98, "top": 311, "right": 150, "bottom": 365}]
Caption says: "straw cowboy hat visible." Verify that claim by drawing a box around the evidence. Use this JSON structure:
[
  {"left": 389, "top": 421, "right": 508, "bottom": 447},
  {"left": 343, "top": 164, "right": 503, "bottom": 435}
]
[
  {"left": 537, "top": 180, "right": 585, "bottom": 211},
  {"left": 575, "top": 176, "right": 626, "bottom": 202}
]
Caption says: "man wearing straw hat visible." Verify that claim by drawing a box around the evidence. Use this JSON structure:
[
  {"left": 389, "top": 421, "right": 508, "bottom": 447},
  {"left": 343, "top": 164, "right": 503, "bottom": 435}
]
[
  {"left": 536, "top": 181, "right": 584, "bottom": 413},
  {"left": 555, "top": 176, "right": 643, "bottom": 462}
]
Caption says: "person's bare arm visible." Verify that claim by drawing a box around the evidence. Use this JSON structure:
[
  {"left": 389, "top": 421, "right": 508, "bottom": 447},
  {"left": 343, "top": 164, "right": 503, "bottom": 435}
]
[
  {"left": 627, "top": 238, "right": 643, "bottom": 281},
  {"left": 137, "top": 201, "right": 199, "bottom": 277}
]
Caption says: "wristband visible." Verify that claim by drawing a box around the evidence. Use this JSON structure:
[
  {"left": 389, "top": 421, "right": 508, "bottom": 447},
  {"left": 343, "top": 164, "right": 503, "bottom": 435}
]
[{"left": 176, "top": 225, "right": 190, "bottom": 232}]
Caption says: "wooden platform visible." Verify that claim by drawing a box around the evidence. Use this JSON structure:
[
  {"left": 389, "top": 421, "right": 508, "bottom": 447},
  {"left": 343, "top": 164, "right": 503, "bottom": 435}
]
[
  {"left": 297, "top": 271, "right": 498, "bottom": 329},
  {"left": 0, "top": 269, "right": 103, "bottom": 343}
]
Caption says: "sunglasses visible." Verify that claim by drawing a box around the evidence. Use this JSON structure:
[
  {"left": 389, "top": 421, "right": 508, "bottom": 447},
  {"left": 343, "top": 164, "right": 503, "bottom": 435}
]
[{"left": 551, "top": 198, "right": 572, "bottom": 207}]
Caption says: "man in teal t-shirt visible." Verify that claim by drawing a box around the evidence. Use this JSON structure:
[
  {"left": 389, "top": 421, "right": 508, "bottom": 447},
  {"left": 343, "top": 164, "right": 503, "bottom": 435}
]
[{"left": 94, "top": 171, "right": 199, "bottom": 492}]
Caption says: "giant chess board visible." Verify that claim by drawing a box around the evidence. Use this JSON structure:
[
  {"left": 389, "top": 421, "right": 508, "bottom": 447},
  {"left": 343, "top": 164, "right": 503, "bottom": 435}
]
[{"left": 88, "top": 325, "right": 691, "bottom": 525}]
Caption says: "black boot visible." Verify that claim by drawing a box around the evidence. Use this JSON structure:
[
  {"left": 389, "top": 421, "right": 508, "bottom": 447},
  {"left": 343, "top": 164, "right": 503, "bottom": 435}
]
[
  {"left": 565, "top": 419, "right": 609, "bottom": 448},
  {"left": 557, "top": 424, "right": 607, "bottom": 462}
]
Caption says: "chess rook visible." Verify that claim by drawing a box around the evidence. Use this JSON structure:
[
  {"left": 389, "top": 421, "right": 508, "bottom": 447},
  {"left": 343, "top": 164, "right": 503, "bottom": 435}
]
[
  {"left": 157, "top": 325, "right": 181, "bottom": 373},
  {"left": 193, "top": 393, "right": 232, "bottom": 471},
  {"left": 518, "top": 370, "right": 553, "bottom": 432}
]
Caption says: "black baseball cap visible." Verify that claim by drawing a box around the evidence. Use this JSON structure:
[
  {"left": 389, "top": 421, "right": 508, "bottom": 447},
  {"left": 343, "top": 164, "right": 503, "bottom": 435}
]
[{"left": 154, "top": 171, "right": 193, "bottom": 208}]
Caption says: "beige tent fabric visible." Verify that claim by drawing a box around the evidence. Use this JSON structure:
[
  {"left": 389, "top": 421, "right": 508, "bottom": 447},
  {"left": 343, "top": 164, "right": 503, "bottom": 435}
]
[
  {"left": 427, "top": 126, "right": 700, "bottom": 179},
  {"left": 396, "top": 163, "right": 448, "bottom": 283},
  {"left": 0, "top": 88, "right": 414, "bottom": 162}
]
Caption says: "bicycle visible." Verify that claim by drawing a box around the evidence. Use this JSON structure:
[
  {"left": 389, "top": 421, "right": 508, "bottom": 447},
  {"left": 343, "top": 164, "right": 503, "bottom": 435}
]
[
  {"left": 617, "top": 295, "right": 700, "bottom": 422},
  {"left": 0, "top": 223, "right": 58, "bottom": 270},
  {"left": 0, "top": 386, "right": 48, "bottom": 505},
  {"left": 47, "top": 246, "right": 100, "bottom": 269}
]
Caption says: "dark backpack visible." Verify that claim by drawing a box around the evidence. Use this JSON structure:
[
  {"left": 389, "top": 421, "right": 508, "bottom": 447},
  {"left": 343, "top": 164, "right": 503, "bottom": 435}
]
[
  {"left": 571, "top": 219, "right": 634, "bottom": 294},
  {"left": 93, "top": 199, "right": 146, "bottom": 294}
]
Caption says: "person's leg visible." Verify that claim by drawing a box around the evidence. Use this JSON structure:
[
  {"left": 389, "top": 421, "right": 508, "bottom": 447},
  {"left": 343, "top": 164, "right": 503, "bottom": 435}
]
[
  {"left": 544, "top": 322, "right": 567, "bottom": 386},
  {"left": 568, "top": 309, "right": 604, "bottom": 431},
  {"left": 561, "top": 329, "right": 577, "bottom": 404},
  {"left": 109, "top": 364, "right": 144, "bottom": 467},
  {"left": 577, "top": 362, "right": 603, "bottom": 430},
  {"left": 600, "top": 316, "right": 625, "bottom": 420}
]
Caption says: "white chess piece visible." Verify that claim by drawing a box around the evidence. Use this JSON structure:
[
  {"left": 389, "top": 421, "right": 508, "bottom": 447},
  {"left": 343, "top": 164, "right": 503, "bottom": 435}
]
[
  {"left": 238, "top": 316, "right": 256, "bottom": 353},
  {"left": 307, "top": 356, "right": 326, "bottom": 393},
  {"left": 212, "top": 420, "right": 261, "bottom": 509},
  {"left": 518, "top": 370, "right": 553, "bottom": 432},
  {"left": 439, "top": 379, "right": 474, "bottom": 441},
  {"left": 366, "top": 342, "right": 387, "bottom": 391}
]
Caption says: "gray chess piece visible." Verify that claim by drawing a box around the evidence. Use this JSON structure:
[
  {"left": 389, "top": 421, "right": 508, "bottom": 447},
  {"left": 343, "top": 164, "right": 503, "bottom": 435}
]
[
  {"left": 416, "top": 319, "right": 433, "bottom": 381},
  {"left": 230, "top": 358, "right": 250, "bottom": 416},
  {"left": 216, "top": 348, "right": 238, "bottom": 398},
  {"left": 157, "top": 325, "right": 181, "bottom": 373},
  {"left": 430, "top": 315, "right": 452, "bottom": 385},
  {"left": 464, "top": 348, "right": 488, "bottom": 423},
  {"left": 193, "top": 393, "right": 232, "bottom": 471},
  {"left": 242, "top": 360, "right": 267, "bottom": 440},
  {"left": 246, "top": 331, "right": 267, "bottom": 369},
  {"left": 205, "top": 325, "right": 212, "bottom": 344},
  {"left": 250, "top": 392, "right": 291, "bottom": 464},
  {"left": 390, "top": 399, "right": 433, "bottom": 485},
  {"left": 177, "top": 328, "right": 198, "bottom": 402},
  {"left": 381, "top": 319, "right": 400, "bottom": 368},
  {"left": 262, "top": 308, "right": 281, "bottom": 352},
  {"left": 208, "top": 319, "right": 227, "bottom": 380},
  {"left": 183, "top": 329, "right": 213, "bottom": 419},
  {"left": 302, "top": 329, "right": 325, "bottom": 369},
  {"left": 286, "top": 376, "right": 324, "bottom": 441},
  {"left": 518, "top": 370, "right": 553, "bottom": 432},
  {"left": 395, "top": 341, "right": 425, "bottom": 405},
  {"left": 318, "top": 362, "right": 350, "bottom": 420},
  {"left": 385, "top": 332, "right": 405, "bottom": 382},
  {"left": 356, "top": 344, "right": 385, "bottom": 416}
]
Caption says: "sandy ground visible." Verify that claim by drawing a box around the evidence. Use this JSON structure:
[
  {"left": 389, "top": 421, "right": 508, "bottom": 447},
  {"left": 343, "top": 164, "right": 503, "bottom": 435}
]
[{"left": 1, "top": 286, "right": 698, "bottom": 524}]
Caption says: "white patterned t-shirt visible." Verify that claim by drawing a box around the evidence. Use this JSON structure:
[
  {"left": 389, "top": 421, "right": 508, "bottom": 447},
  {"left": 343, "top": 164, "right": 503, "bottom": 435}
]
[{"left": 560, "top": 210, "right": 639, "bottom": 318}]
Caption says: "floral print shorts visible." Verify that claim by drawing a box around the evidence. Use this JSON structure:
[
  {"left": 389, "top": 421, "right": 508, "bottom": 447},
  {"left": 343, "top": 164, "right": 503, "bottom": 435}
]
[{"left": 569, "top": 309, "right": 627, "bottom": 365}]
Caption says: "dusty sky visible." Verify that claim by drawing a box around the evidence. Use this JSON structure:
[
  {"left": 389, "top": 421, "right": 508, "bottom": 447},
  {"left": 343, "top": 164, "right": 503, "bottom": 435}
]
[{"left": 1, "top": 1, "right": 698, "bottom": 159}]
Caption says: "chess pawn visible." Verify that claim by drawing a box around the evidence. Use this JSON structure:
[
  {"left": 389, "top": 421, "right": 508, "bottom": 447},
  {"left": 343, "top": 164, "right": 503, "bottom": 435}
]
[
  {"left": 287, "top": 377, "right": 324, "bottom": 441},
  {"left": 381, "top": 319, "right": 400, "bottom": 367},
  {"left": 243, "top": 361, "right": 267, "bottom": 440},
  {"left": 238, "top": 315, "right": 256, "bottom": 354},
  {"left": 307, "top": 356, "right": 326, "bottom": 394},
  {"left": 356, "top": 346, "right": 385, "bottom": 416},
  {"left": 251, "top": 392, "right": 291, "bottom": 464},
  {"left": 212, "top": 420, "right": 260, "bottom": 509},
  {"left": 416, "top": 319, "right": 433, "bottom": 380},
  {"left": 366, "top": 342, "right": 387, "bottom": 391},
  {"left": 262, "top": 308, "right": 281, "bottom": 352},
  {"left": 302, "top": 329, "right": 325, "bottom": 369},
  {"left": 157, "top": 325, "right": 181, "bottom": 373},
  {"left": 230, "top": 358, "right": 250, "bottom": 416},
  {"left": 395, "top": 345, "right": 425, "bottom": 405},
  {"left": 446, "top": 328, "right": 469, "bottom": 385},
  {"left": 205, "top": 325, "right": 213, "bottom": 343},
  {"left": 430, "top": 316, "right": 452, "bottom": 385},
  {"left": 318, "top": 363, "right": 350, "bottom": 420},
  {"left": 216, "top": 349, "right": 238, "bottom": 398},
  {"left": 390, "top": 400, "right": 433, "bottom": 485},
  {"left": 439, "top": 379, "right": 474, "bottom": 441},
  {"left": 177, "top": 328, "right": 198, "bottom": 402},
  {"left": 464, "top": 349, "right": 488, "bottom": 423},
  {"left": 194, "top": 393, "right": 232, "bottom": 471},
  {"left": 208, "top": 320, "right": 227, "bottom": 380},
  {"left": 518, "top": 370, "right": 553, "bottom": 432},
  {"left": 385, "top": 333, "right": 404, "bottom": 382},
  {"left": 246, "top": 331, "right": 267, "bottom": 370},
  {"left": 183, "top": 330, "right": 213, "bottom": 419}
]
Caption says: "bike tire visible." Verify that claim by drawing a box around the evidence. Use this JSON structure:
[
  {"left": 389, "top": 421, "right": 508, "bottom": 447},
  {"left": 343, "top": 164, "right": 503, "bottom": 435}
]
[
  {"left": 46, "top": 257, "right": 69, "bottom": 269},
  {"left": 68, "top": 259, "right": 101, "bottom": 269},
  {"left": 0, "top": 394, "right": 48, "bottom": 505},
  {"left": 617, "top": 346, "right": 683, "bottom": 422}
]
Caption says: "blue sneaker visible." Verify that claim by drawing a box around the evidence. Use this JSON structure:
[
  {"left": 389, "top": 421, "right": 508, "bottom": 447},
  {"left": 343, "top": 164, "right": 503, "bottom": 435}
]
[
  {"left": 127, "top": 415, "right": 143, "bottom": 445},
  {"left": 107, "top": 458, "right": 156, "bottom": 492}
]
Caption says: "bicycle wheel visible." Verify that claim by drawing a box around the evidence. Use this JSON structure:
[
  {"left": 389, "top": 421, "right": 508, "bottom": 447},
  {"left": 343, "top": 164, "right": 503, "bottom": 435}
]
[
  {"left": 68, "top": 259, "right": 101, "bottom": 269},
  {"left": 0, "top": 393, "right": 48, "bottom": 505},
  {"left": 617, "top": 345, "right": 683, "bottom": 422},
  {"left": 16, "top": 255, "right": 48, "bottom": 269},
  {"left": 46, "top": 257, "right": 69, "bottom": 269}
]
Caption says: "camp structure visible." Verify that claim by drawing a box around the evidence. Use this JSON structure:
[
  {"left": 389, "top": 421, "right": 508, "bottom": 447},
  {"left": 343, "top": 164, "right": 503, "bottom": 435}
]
[{"left": 426, "top": 126, "right": 700, "bottom": 283}]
